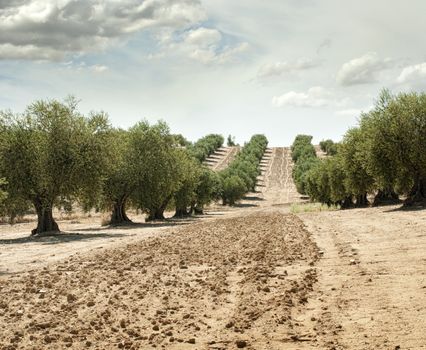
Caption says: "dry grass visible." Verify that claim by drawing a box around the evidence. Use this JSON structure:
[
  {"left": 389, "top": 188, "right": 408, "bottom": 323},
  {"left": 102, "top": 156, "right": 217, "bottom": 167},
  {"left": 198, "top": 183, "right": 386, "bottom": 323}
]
[{"left": 290, "top": 202, "right": 340, "bottom": 213}]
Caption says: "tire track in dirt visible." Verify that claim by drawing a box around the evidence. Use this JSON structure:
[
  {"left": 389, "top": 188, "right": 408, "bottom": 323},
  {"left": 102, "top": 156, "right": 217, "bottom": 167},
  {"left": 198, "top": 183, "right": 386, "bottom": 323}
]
[
  {"left": 299, "top": 207, "right": 426, "bottom": 349},
  {"left": 258, "top": 147, "right": 302, "bottom": 206},
  {"left": 205, "top": 147, "right": 240, "bottom": 172},
  {"left": 0, "top": 212, "right": 319, "bottom": 350}
]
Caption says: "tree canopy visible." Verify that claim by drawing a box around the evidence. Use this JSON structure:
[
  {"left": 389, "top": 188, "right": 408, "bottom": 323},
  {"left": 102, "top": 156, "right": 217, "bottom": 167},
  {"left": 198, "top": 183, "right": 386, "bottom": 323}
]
[
  {"left": 294, "top": 89, "right": 426, "bottom": 208},
  {"left": 0, "top": 98, "right": 111, "bottom": 234}
]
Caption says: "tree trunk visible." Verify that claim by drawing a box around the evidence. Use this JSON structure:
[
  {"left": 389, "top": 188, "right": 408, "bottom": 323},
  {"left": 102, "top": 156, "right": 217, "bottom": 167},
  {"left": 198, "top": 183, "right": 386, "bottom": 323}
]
[
  {"left": 31, "top": 199, "right": 59, "bottom": 236},
  {"left": 147, "top": 196, "right": 171, "bottom": 221},
  {"left": 109, "top": 197, "right": 132, "bottom": 225},
  {"left": 355, "top": 193, "right": 369, "bottom": 207},
  {"left": 147, "top": 209, "right": 165, "bottom": 221},
  {"left": 372, "top": 188, "right": 399, "bottom": 206},
  {"left": 174, "top": 208, "right": 189, "bottom": 218},
  {"left": 405, "top": 178, "right": 426, "bottom": 206},
  {"left": 193, "top": 205, "right": 204, "bottom": 215},
  {"left": 340, "top": 196, "right": 353, "bottom": 209}
]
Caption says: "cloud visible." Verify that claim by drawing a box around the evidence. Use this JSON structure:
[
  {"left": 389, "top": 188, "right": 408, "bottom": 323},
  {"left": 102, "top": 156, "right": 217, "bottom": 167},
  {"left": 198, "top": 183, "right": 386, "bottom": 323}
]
[
  {"left": 0, "top": 43, "right": 63, "bottom": 60},
  {"left": 257, "top": 58, "right": 319, "bottom": 80},
  {"left": 184, "top": 27, "right": 221, "bottom": 48},
  {"left": 272, "top": 86, "right": 333, "bottom": 108},
  {"left": 159, "top": 26, "right": 248, "bottom": 64},
  {"left": 336, "top": 52, "right": 391, "bottom": 86},
  {"left": 92, "top": 64, "right": 108, "bottom": 73},
  {"left": 0, "top": 0, "right": 207, "bottom": 60},
  {"left": 396, "top": 62, "right": 426, "bottom": 83}
]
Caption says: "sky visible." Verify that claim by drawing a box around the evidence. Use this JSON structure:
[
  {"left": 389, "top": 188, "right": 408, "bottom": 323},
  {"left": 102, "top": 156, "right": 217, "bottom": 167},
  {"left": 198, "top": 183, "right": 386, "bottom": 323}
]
[{"left": 0, "top": 0, "right": 425, "bottom": 146}]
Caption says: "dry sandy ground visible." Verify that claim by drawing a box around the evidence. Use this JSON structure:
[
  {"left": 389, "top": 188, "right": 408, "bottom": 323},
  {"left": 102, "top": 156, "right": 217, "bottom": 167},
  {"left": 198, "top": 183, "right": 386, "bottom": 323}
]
[
  {"left": 0, "top": 212, "right": 319, "bottom": 350},
  {"left": 205, "top": 147, "right": 240, "bottom": 172},
  {"left": 299, "top": 206, "right": 426, "bottom": 349},
  {"left": 1, "top": 147, "right": 426, "bottom": 349}
]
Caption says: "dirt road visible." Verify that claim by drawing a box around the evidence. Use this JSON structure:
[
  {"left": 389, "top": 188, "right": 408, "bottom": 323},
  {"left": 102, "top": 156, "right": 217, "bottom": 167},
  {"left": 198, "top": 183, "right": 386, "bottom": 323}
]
[
  {"left": 205, "top": 147, "right": 240, "bottom": 172},
  {"left": 1, "top": 147, "right": 426, "bottom": 349},
  {"left": 300, "top": 206, "right": 426, "bottom": 349},
  {"left": 257, "top": 147, "right": 302, "bottom": 206}
]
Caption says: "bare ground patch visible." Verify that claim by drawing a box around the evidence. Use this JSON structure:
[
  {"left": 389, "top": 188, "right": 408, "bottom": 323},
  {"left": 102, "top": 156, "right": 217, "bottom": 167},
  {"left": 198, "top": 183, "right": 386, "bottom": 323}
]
[{"left": 0, "top": 212, "right": 319, "bottom": 350}]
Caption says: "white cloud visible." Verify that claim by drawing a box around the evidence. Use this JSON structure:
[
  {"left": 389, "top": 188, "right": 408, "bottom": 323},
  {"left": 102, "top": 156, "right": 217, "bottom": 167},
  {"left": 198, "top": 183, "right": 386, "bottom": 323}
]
[
  {"left": 272, "top": 86, "right": 333, "bottom": 108},
  {"left": 397, "top": 62, "right": 426, "bottom": 83},
  {"left": 92, "top": 64, "right": 108, "bottom": 73},
  {"left": 257, "top": 58, "right": 319, "bottom": 80},
  {"left": 159, "top": 26, "right": 249, "bottom": 64},
  {"left": 0, "top": 43, "right": 63, "bottom": 60},
  {"left": 336, "top": 52, "right": 391, "bottom": 86},
  {"left": 335, "top": 106, "right": 373, "bottom": 117},
  {"left": 184, "top": 27, "right": 221, "bottom": 48},
  {"left": 0, "top": 0, "right": 207, "bottom": 60}
]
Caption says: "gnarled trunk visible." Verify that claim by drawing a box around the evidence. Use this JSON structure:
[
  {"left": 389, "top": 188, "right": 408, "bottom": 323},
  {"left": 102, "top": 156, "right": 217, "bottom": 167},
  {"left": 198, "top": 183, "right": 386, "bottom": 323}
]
[
  {"left": 174, "top": 208, "right": 189, "bottom": 218},
  {"left": 355, "top": 193, "right": 369, "bottom": 207},
  {"left": 31, "top": 198, "right": 59, "bottom": 236},
  {"left": 193, "top": 205, "right": 204, "bottom": 215},
  {"left": 109, "top": 197, "right": 131, "bottom": 225},
  {"left": 405, "top": 178, "right": 426, "bottom": 206},
  {"left": 146, "top": 196, "right": 171, "bottom": 221},
  {"left": 373, "top": 188, "right": 399, "bottom": 206},
  {"left": 340, "top": 196, "right": 353, "bottom": 209},
  {"left": 147, "top": 209, "right": 165, "bottom": 221}
]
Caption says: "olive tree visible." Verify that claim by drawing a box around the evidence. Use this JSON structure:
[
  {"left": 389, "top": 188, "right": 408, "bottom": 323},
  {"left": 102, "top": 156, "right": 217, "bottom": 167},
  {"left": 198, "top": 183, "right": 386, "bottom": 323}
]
[
  {"left": 0, "top": 98, "right": 110, "bottom": 235},
  {"left": 100, "top": 129, "right": 135, "bottom": 225},
  {"left": 129, "top": 121, "right": 182, "bottom": 221},
  {"left": 173, "top": 149, "right": 202, "bottom": 217},
  {"left": 339, "top": 127, "right": 375, "bottom": 206},
  {"left": 362, "top": 91, "right": 426, "bottom": 205}
]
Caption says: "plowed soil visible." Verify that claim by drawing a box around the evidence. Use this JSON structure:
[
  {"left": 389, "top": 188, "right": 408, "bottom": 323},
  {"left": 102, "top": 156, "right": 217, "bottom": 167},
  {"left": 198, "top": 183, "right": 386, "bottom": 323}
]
[
  {"left": 0, "top": 213, "right": 318, "bottom": 350},
  {"left": 1, "top": 147, "right": 426, "bottom": 350}
]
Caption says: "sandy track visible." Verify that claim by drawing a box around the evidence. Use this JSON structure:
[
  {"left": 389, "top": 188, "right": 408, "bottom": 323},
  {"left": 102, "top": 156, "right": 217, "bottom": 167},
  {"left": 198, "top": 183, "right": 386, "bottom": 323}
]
[
  {"left": 205, "top": 147, "right": 240, "bottom": 172},
  {"left": 298, "top": 206, "right": 426, "bottom": 349},
  {"left": 257, "top": 147, "right": 302, "bottom": 206},
  {"left": 0, "top": 212, "right": 318, "bottom": 350}
]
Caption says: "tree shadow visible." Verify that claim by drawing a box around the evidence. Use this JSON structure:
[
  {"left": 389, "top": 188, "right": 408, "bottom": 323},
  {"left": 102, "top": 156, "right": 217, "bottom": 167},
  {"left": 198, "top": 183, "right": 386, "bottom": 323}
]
[
  {"left": 233, "top": 203, "right": 258, "bottom": 208},
  {"left": 243, "top": 195, "right": 264, "bottom": 201},
  {"left": 0, "top": 232, "right": 127, "bottom": 245},
  {"left": 383, "top": 204, "right": 426, "bottom": 213},
  {"left": 76, "top": 217, "right": 199, "bottom": 232}
]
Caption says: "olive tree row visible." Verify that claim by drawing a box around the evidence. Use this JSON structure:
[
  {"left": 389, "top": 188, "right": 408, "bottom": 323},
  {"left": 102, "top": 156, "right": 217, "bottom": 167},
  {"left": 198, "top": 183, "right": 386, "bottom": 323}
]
[
  {"left": 188, "top": 134, "right": 224, "bottom": 162},
  {"left": 295, "top": 90, "right": 426, "bottom": 208},
  {"left": 219, "top": 134, "right": 268, "bottom": 205},
  {"left": 0, "top": 99, "right": 224, "bottom": 235}
]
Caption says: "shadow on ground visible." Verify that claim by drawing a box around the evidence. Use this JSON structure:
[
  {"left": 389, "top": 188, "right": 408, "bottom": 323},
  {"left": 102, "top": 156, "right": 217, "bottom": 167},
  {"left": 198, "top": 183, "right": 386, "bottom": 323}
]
[{"left": 0, "top": 232, "right": 126, "bottom": 245}]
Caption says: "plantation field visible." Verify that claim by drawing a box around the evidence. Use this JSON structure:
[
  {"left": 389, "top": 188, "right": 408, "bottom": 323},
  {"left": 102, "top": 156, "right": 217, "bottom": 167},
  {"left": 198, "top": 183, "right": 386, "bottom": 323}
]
[{"left": 1, "top": 147, "right": 425, "bottom": 349}]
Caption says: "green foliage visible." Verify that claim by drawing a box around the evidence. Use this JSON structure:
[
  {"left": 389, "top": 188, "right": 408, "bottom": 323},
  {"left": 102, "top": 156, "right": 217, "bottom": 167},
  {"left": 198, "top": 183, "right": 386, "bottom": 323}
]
[
  {"left": 0, "top": 98, "right": 111, "bottom": 233},
  {"left": 173, "top": 149, "right": 203, "bottom": 216},
  {"left": 0, "top": 178, "right": 7, "bottom": 209},
  {"left": 227, "top": 135, "right": 236, "bottom": 147},
  {"left": 128, "top": 121, "right": 183, "bottom": 220},
  {"left": 221, "top": 175, "right": 246, "bottom": 205},
  {"left": 339, "top": 127, "right": 374, "bottom": 200},
  {"left": 319, "top": 139, "right": 338, "bottom": 155},
  {"left": 194, "top": 167, "right": 221, "bottom": 211},
  {"left": 291, "top": 134, "right": 318, "bottom": 195},
  {"left": 219, "top": 134, "right": 268, "bottom": 205},
  {"left": 189, "top": 134, "right": 224, "bottom": 162},
  {"left": 298, "top": 89, "right": 426, "bottom": 208}
]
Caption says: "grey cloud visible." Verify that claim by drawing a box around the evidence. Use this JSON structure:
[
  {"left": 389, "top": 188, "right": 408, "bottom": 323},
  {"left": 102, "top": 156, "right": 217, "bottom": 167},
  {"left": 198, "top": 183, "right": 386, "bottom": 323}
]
[
  {"left": 0, "top": 0, "right": 206, "bottom": 60},
  {"left": 336, "top": 52, "right": 392, "bottom": 86},
  {"left": 257, "top": 58, "right": 319, "bottom": 81}
]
